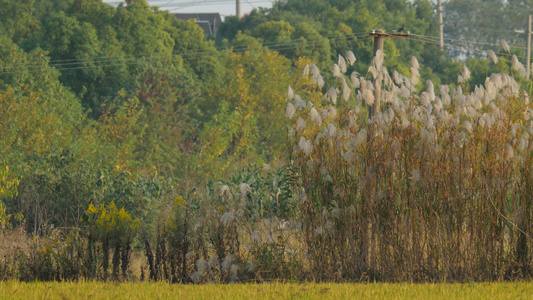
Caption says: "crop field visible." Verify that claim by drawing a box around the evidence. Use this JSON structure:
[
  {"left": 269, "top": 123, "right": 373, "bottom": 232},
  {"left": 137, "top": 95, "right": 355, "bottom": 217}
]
[{"left": 1, "top": 281, "right": 533, "bottom": 299}]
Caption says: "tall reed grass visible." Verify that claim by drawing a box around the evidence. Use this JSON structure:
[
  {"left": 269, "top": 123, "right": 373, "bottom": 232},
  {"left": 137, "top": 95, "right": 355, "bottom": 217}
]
[{"left": 2, "top": 49, "right": 533, "bottom": 283}]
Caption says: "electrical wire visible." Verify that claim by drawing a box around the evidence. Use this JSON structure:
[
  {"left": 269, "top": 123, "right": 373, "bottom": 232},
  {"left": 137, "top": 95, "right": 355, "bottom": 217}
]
[
  {"left": 1, "top": 32, "right": 370, "bottom": 72},
  {"left": 1, "top": 34, "right": 372, "bottom": 74},
  {"left": 408, "top": 37, "right": 515, "bottom": 64},
  {"left": 411, "top": 33, "right": 526, "bottom": 50}
]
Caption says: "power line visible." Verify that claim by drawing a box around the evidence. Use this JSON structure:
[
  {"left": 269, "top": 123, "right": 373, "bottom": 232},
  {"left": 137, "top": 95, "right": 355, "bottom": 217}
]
[
  {"left": 409, "top": 37, "right": 516, "bottom": 64},
  {"left": 1, "top": 32, "right": 369, "bottom": 71},
  {"left": 1, "top": 33, "right": 372, "bottom": 74},
  {"left": 412, "top": 33, "right": 526, "bottom": 50}
]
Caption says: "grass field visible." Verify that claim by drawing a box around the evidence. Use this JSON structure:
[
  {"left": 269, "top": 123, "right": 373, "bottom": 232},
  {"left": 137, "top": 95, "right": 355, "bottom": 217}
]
[{"left": 1, "top": 281, "right": 532, "bottom": 299}]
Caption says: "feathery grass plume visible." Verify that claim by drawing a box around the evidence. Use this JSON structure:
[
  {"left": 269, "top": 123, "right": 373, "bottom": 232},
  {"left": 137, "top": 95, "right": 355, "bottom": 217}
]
[
  {"left": 325, "top": 87, "right": 339, "bottom": 105},
  {"left": 342, "top": 77, "right": 351, "bottom": 101},
  {"left": 294, "top": 95, "right": 306, "bottom": 109},
  {"left": 287, "top": 85, "right": 294, "bottom": 99},
  {"left": 354, "top": 128, "right": 367, "bottom": 146},
  {"left": 392, "top": 70, "right": 403, "bottom": 86},
  {"left": 511, "top": 54, "right": 527, "bottom": 77},
  {"left": 310, "top": 107, "right": 322, "bottom": 126},
  {"left": 345, "top": 50, "right": 356, "bottom": 65},
  {"left": 219, "top": 184, "right": 233, "bottom": 199},
  {"left": 314, "top": 226, "right": 323, "bottom": 236},
  {"left": 239, "top": 183, "right": 251, "bottom": 203},
  {"left": 364, "top": 89, "right": 375, "bottom": 106},
  {"left": 500, "top": 39, "right": 511, "bottom": 53},
  {"left": 410, "top": 67, "right": 420, "bottom": 85},
  {"left": 221, "top": 254, "right": 234, "bottom": 271},
  {"left": 298, "top": 136, "right": 313, "bottom": 155},
  {"left": 350, "top": 72, "right": 360, "bottom": 88},
  {"left": 368, "top": 65, "right": 378, "bottom": 79},
  {"left": 461, "top": 64, "right": 471, "bottom": 81},
  {"left": 486, "top": 50, "right": 499, "bottom": 64},
  {"left": 190, "top": 271, "right": 202, "bottom": 283},
  {"left": 303, "top": 64, "right": 310, "bottom": 76},
  {"left": 505, "top": 143, "right": 515, "bottom": 160},
  {"left": 286, "top": 102, "right": 296, "bottom": 119},
  {"left": 426, "top": 80, "right": 435, "bottom": 101},
  {"left": 196, "top": 259, "right": 208, "bottom": 274},
  {"left": 220, "top": 212, "right": 235, "bottom": 225},
  {"left": 411, "top": 56, "right": 419, "bottom": 69},
  {"left": 328, "top": 123, "right": 337, "bottom": 138},
  {"left": 328, "top": 106, "right": 337, "bottom": 119},
  {"left": 338, "top": 55, "right": 347, "bottom": 73},
  {"left": 332, "top": 64, "right": 342, "bottom": 78},
  {"left": 373, "top": 49, "right": 384, "bottom": 70}
]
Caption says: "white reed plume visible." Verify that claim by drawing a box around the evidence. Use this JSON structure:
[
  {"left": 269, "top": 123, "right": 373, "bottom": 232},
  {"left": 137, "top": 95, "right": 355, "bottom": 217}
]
[
  {"left": 505, "top": 143, "right": 515, "bottom": 160},
  {"left": 346, "top": 50, "right": 357, "bottom": 65},
  {"left": 393, "top": 70, "right": 403, "bottom": 85},
  {"left": 328, "top": 123, "right": 337, "bottom": 138},
  {"left": 511, "top": 54, "right": 527, "bottom": 77},
  {"left": 230, "top": 264, "right": 238, "bottom": 276},
  {"left": 247, "top": 261, "right": 255, "bottom": 273},
  {"left": 303, "top": 64, "right": 310, "bottom": 76},
  {"left": 294, "top": 95, "right": 306, "bottom": 110},
  {"left": 287, "top": 85, "right": 294, "bottom": 99},
  {"left": 461, "top": 64, "right": 471, "bottom": 81},
  {"left": 364, "top": 89, "right": 375, "bottom": 106},
  {"left": 343, "top": 149, "right": 354, "bottom": 163},
  {"left": 487, "top": 50, "right": 499, "bottom": 64},
  {"left": 190, "top": 271, "right": 202, "bottom": 283},
  {"left": 239, "top": 183, "right": 251, "bottom": 202},
  {"left": 342, "top": 78, "right": 351, "bottom": 101},
  {"left": 310, "top": 107, "right": 322, "bottom": 126},
  {"left": 338, "top": 55, "right": 347, "bottom": 73},
  {"left": 368, "top": 65, "right": 379, "bottom": 79},
  {"left": 314, "top": 226, "right": 323, "bottom": 236},
  {"left": 501, "top": 39, "right": 511, "bottom": 53},
  {"left": 299, "top": 136, "right": 313, "bottom": 155},
  {"left": 325, "top": 87, "right": 339, "bottom": 104},
  {"left": 219, "top": 185, "right": 233, "bottom": 199},
  {"left": 196, "top": 259, "right": 208, "bottom": 273},
  {"left": 332, "top": 64, "right": 342, "bottom": 78},
  {"left": 286, "top": 102, "right": 296, "bottom": 119},
  {"left": 350, "top": 72, "right": 360, "bottom": 88},
  {"left": 373, "top": 49, "right": 385, "bottom": 70},
  {"left": 354, "top": 129, "right": 367, "bottom": 146},
  {"left": 410, "top": 67, "right": 420, "bottom": 85},
  {"left": 221, "top": 254, "right": 234, "bottom": 271},
  {"left": 411, "top": 56, "right": 419, "bottom": 69},
  {"left": 328, "top": 106, "right": 338, "bottom": 119},
  {"left": 324, "top": 220, "right": 335, "bottom": 234},
  {"left": 220, "top": 212, "right": 235, "bottom": 225}
]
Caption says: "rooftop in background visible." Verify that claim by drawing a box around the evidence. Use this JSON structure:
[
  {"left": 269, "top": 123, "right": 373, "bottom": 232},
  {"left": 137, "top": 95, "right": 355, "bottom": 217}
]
[{"left": 102, "top": 0, "right": 274, "bottom": 18}]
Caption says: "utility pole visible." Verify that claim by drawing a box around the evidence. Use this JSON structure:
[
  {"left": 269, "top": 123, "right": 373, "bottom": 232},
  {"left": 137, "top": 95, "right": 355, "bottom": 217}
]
[
  {"left": 515, "top": 15, "right": 532, "bottom": 79},
  {"left": 526, "top": 15, "right": 531, "bottom": 79},
  {"left": 368, "top": 29, "right": 410, "bottom": 118},
  {"left": 236, "top": 0, "right": 242, "bottom": 19},
  {"left": 438, "top": 0, "right": 444, "bottom": 50}
]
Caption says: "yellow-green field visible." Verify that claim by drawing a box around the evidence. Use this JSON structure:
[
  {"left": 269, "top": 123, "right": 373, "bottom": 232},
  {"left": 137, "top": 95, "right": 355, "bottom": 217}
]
[{"left": 1, "top": 281, "right": 532, "bottom": 299}]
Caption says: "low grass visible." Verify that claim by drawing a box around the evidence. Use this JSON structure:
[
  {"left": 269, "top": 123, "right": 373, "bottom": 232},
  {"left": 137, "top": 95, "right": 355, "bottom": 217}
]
[{"left": 1, "top": 281, "right": 532, "bottom": 299}]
